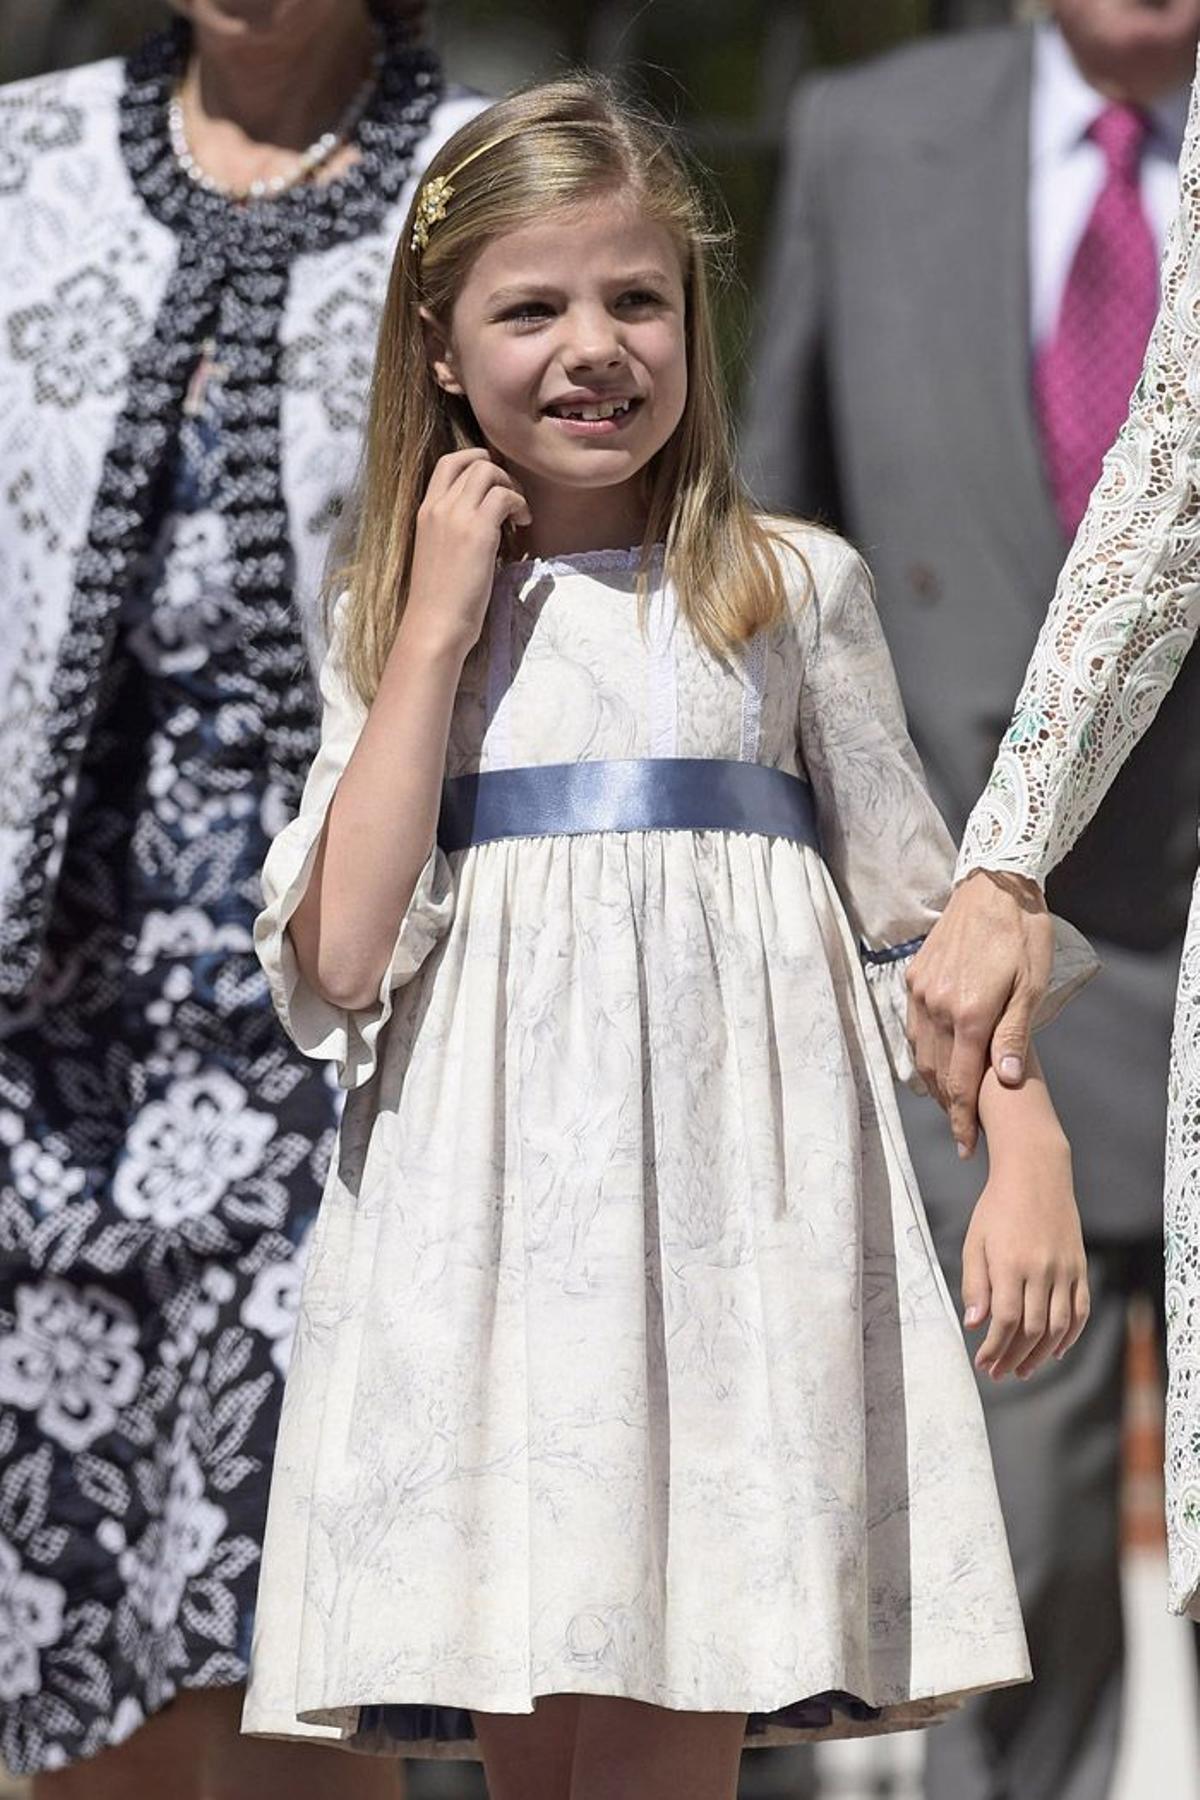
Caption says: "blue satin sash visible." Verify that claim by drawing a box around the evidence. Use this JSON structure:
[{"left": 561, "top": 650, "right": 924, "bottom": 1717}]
[{"left": 437, "top": 758, "right": 820, "bottom": 855}]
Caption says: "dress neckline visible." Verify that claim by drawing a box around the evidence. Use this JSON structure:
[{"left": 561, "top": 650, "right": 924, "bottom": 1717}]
[{"left": 496, "top": 544, "right": 665, "bottom": 590}]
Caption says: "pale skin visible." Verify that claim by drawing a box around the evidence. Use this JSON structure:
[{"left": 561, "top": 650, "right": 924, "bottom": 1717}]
[
  {"left": 906, "top": 0, "right": 1200, "bottom": 1160},
  {"left": 291, "top": 192, "right": 1087, "bottom": 1798},
  {"left": 30, "top": 6, "right": 407, "bottom": 1799}
]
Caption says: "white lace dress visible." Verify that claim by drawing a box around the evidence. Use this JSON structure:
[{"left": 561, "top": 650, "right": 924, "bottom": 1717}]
[
  {"left": 957, "top": 66, "right": 1200, "bottom": 1618},
  {"left": 241, "top": 528, "right": 1094, "bottom": 1755}
]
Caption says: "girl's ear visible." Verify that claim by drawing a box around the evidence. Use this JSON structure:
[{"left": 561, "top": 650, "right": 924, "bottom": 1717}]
[{"left": 419, "top": 305, "right": 466, "bottom": 397}]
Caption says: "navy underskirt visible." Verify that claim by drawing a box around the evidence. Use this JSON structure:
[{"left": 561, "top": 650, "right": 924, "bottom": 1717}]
[{"left": 350, "top": 1690, "right": 882, "bottom": 1754}]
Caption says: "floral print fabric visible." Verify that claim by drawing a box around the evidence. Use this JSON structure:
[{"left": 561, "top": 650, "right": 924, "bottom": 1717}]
[
  {"left": 0, "top": 396, "right": 335, "bottom": 1777},
  {"left": 243, "top": 532, "right": 1094, "bottom": 1756},
  {"left": 0, "top": 60, "right": 487, "bottom": 1772}
]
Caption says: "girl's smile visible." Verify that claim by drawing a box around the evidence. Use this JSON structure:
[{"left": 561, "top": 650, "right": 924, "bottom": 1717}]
[{"left": 541, "top": 392, "right": 644, "bottom": 435}]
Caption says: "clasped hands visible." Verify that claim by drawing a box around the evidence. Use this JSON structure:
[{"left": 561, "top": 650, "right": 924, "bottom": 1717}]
[{"left": 906, "top": 869, "right": 1090, "bottom": 1378}]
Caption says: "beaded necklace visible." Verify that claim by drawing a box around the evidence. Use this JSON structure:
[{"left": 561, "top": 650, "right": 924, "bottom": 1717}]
[
  {"left": 167, "top": 44, "right": 385, "bottom": 203},
  {"left": 0, "top": 12, "right": 442, "bottom": 997}
]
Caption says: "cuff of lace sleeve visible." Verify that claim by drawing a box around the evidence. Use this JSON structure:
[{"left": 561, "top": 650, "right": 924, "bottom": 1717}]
[
  {"left": 861, "top": 939, "right": 927, "bottom": 1094},
  {"left": 1034, "top": 914, "right": 1100, "bottom": 1030},
  {"left": 953, "top": 846, "right": 1048, "bottom": 892},
  {"left": 254, "top": 833, "right": 455, "bottom": 1092}
]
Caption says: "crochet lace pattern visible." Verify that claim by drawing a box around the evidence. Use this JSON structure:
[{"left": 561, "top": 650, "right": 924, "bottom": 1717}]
[
  {"left": 957, "top": 69, "right": 1200, "bottom": 1615},
  {"left": 0, "top": 10, "right": 441, "bottom": 997}
]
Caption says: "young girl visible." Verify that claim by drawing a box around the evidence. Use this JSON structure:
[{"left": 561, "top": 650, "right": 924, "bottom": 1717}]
[{"left": 242, "top": 77, "right": 1097, "bottom": 1798}]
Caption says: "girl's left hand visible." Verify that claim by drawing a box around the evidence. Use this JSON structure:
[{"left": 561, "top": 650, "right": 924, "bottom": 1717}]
[{"left": 961, "top": 1136, "right": 1090, "bottom": 1381}]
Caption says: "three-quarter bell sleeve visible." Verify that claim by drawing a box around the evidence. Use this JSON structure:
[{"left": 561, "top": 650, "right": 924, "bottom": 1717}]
[
  {"left": 254, "top": 592, "right": 455, "bottom": 1090},
  {"left": 797, "top": 543, "right": 1097, "bottom": 1089}
]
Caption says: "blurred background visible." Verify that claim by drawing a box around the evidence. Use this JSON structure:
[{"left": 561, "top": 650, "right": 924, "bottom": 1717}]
[
  {"left": 0, "top": 0, "right": 1019, "bottom": 410},
  {"left": 0, "top": 2, "right": 1194, "bottom": 1798}
]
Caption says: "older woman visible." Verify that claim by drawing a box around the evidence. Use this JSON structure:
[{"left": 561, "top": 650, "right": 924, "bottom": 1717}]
[
  {"left": 906, "top": 56, "right": 1200, "bottom": 1625},
  {"left": 0, "top": 3, "right": 484, "bottom": 1792}
]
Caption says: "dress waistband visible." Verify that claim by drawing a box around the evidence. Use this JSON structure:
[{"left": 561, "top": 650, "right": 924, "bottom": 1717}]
[{"left": 437, "top": 758, "right": 820, "bottom": 854}]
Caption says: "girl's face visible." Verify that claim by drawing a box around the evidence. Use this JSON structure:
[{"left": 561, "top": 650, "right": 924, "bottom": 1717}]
[{"left": 429, "top": 193, "right": 690, "bottom": 506}]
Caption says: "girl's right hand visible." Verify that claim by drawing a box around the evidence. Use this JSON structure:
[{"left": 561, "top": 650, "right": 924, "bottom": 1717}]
[
  {"left": 403, "top": 448, "right": 532, "bottom": 660},
  {"left": 962, "top": 1059, "right": 1090, "bottom": 1381}
]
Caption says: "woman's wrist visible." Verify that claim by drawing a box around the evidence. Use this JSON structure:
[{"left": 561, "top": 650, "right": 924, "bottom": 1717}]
[{"left": 955, "top": 865, "right": 1046, "bottom": 909}]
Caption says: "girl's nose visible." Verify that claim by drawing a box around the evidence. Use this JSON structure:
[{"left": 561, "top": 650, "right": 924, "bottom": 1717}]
[{"left": 563, "top": 313, "right": 627, "bottom": 372}]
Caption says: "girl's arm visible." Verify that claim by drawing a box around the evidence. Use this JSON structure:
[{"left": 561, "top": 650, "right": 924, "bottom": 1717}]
[
  {"left": 289, "top": 449, "right": 529, "bottom": 1010},
  {"left": 794, "top": 538, "right": 1096, "bottom": 1093},
  {"left": 965, "top": 1048, "right": 1090, "bottom": 1382},
  {"left": 794, "top": 537, "right": 1093, "bottom": 1374},
  {"left": 287, "top": 624, "right": 463, "bottom": 1013}
]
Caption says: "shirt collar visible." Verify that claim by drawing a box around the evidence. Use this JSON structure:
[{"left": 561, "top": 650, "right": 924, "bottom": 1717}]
[{"left": 1032, "top": 19, "right": 1191, "bottom": 165}]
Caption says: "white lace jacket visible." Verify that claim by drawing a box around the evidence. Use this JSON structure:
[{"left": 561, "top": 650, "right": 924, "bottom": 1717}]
[{"left": 957, "top": 63, "right": 1200, "bottom": 1619}]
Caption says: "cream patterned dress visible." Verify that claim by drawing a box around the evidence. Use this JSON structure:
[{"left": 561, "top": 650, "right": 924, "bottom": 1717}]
[
  {"left": 957, "top": 65, "right": 1200, "bottom": 1622},
  {"left": 242, "top": 527, "right": 1094, "bottom": 1755}
]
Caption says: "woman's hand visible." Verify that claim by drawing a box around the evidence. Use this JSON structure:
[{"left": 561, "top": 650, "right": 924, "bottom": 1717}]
[
  {"left": 402, "top": 448, "right": 531, "bottom": 661},
  {"left": 962, "top": 1083, "right": 1090, "bottom": 1381},
  {"left": 906, "top": 868, "right": 1055, "bottom": 1158}
]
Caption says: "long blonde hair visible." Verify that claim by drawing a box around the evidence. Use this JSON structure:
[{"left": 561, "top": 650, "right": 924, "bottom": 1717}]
[{"left": 337, "top": 75, "right": 796, "bottom": 702}]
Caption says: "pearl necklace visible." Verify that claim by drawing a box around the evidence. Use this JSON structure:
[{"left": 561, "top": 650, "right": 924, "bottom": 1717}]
[{"left": 168, "top": 49, "right": 383, "bottom": 203}]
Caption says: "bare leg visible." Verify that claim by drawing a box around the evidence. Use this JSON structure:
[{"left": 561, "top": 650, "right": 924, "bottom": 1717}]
[
  {"left": 571, "top": 1697, "right": 745, "bottom": 1800},
  {"left": 472, "top": 1695, "right": 581, "bottom": 1800},
  {"left": 32, "top": 1685, "right": 405, "bottom": 1800}
]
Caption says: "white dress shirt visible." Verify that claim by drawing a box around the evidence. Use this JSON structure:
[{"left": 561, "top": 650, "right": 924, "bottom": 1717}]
[{"left": 1030, "top": 21, "right": 1190, "bottom": 348}]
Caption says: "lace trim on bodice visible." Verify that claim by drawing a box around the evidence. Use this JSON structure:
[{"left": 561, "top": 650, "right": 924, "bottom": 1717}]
[{"left": 494, "top": 544, "right": 666, "bottom": 594}]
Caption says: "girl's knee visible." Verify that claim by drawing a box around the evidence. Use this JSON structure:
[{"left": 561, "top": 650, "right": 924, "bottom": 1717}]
[
  {"left": 569, "top": 1698, "right": 744, "bottom": 1800},
  {"left": 473, "top": 1696, "right": 579, "bottom": 1800}
]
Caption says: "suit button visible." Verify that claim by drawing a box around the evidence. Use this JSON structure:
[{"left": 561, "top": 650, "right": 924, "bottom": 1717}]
[{"left": 907, "top": 563, "right": 941, "bottom": 604}]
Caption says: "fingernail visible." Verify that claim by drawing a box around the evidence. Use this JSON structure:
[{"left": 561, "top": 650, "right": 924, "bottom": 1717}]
[
  {"left": 964, "top": 1306, "right": 982, "bottom": 1327},
  {"left": 1000, "top": 1056, "right": 1023, "bottom": 1082},
  {"left": 957, "top": 1141, "right": 970, "bottom": 1160}
]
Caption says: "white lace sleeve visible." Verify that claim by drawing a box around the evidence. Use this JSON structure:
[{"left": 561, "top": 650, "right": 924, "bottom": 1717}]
[{"left": 956, "top": 60, "right": 1200, "bottom": 888}]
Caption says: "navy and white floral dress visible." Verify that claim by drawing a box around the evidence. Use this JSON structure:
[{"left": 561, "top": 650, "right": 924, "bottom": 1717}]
[{"left": 0, "top": 381, "right": 336, "bottom": 1774}]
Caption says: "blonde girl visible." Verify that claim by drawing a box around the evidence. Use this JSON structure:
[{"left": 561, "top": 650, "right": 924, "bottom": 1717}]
[{"left": 242, "top": 76, "right": 1095, "bottom": 1800}]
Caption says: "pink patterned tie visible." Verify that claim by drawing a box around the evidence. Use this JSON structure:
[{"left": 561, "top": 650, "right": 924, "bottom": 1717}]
[{"left": 1035, "top": 104, "right": 1159, "bottom": 539}]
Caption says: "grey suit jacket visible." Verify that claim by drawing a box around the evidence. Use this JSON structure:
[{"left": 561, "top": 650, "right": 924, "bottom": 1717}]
[{"left": 743, "top": 25, "right": 1200, "bottom": 1239}]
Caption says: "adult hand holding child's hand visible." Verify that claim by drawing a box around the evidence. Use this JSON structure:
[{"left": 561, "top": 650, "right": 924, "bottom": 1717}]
[{"left": 906, "top": 868, "right": 1056, "bottom": 1158}]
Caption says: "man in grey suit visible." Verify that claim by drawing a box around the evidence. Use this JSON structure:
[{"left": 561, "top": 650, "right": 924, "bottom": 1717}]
[{"left": 743, "top": 5, "right": 1200, "bottom": 1798}]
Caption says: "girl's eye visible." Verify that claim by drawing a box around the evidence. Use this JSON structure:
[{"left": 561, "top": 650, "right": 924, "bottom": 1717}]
[
  {"left": 618, "top": 290, "right": 665, "bottom": 309},
  {"left": 500, "top": 303, "right": 555, "bottom": 326}
]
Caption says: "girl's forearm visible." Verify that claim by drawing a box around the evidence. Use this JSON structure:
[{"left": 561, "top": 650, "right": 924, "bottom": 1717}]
[
  {"left": 976, "top": 1048, "right": 1070, "bottom": 1165},
  {"left": 289, "top": 619, "right": 467, "bottom": 1009}
]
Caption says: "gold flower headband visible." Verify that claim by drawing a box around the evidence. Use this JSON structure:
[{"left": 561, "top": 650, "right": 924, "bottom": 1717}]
[{"left": 410, "top": 137, "right": 504, "bottom": 257}]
